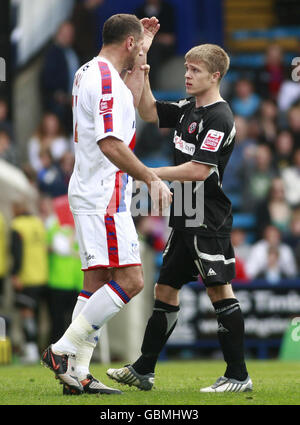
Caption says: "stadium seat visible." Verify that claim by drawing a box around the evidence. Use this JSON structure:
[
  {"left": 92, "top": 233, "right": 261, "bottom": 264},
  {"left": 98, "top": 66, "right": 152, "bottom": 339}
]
[{"left": 233, "top": 213, "right": 256, "bottom": 229}]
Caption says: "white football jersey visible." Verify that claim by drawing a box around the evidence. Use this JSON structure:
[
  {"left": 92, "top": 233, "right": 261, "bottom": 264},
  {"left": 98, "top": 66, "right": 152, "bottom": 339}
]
[{"left": 68, "top": 56, "right": 136, "bottom": 215}]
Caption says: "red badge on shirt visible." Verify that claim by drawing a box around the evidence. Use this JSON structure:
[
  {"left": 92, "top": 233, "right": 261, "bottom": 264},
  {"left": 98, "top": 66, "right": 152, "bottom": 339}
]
[
  {"left": 99, "top": 96, "right": 113, "bottom": 115},
  {"left": 200, "top": 129, "right": 224, "bottom": 152}
]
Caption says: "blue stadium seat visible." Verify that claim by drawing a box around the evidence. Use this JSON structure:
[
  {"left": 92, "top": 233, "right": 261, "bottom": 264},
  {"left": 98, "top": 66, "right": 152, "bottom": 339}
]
[{"left": 233, "top": 213, "right": 256, "bottom": 229}]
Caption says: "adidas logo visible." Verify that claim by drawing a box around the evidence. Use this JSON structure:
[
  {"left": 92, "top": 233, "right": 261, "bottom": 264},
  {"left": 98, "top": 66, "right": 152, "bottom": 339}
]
[
  {"left": 207, "top": 268, "right": 217, "bottom": 276},
  {"left": 218, "top": 323, "right": 229, "bottom": 333}
]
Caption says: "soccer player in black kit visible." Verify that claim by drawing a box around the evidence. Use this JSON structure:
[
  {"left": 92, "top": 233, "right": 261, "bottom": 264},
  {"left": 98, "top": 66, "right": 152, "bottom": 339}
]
[{"left": 107, "top": 43, "right": 252, "bottom": 392}]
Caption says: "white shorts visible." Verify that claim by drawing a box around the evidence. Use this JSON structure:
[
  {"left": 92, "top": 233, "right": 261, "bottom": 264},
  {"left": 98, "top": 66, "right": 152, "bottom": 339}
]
[{"left": 73, "top": 212, "right": 141, "bottom": 271}]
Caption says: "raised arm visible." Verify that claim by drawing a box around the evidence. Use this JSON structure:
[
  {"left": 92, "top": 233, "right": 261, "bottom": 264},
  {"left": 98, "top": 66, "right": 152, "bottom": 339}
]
[{"left": 125, "top": 17, "right": 160, "bottom": 115}]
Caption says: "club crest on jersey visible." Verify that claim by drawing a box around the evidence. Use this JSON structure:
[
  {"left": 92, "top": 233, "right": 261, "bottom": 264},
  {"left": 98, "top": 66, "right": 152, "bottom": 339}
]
[
  {"left": 200, "top": 129, "right": 224, "bottom": 152},
  {"left": 99, "top": 96, "right": 113, "bottom": 115},
  {"left": 188, "top": 122, "right": 197, "bottom": 134}
]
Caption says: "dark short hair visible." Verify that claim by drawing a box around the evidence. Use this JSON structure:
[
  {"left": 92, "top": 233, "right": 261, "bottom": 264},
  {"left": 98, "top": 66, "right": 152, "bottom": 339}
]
[{"left": 102, "top": 14, "right": 142, "bottom": 45}]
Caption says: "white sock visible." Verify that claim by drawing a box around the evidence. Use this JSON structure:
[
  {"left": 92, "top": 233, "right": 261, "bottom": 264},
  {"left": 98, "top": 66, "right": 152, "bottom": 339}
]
[
  {"left": 52, "top": 281, "right": 130, "bottom": 357},
  {"left": 71, "top": 291, "right": 101, "bottom": 380}
]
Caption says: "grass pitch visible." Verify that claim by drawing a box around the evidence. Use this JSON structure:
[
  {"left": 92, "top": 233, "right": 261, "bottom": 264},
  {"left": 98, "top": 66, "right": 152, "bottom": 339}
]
[{"left": 0, "top": 360, "right": 300, "bottom": 405}]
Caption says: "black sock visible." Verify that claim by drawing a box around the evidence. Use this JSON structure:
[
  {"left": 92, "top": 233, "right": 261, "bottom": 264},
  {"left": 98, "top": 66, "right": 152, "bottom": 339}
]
[
  {"left": 213, "top": 298, "right": 248, "bottom": 381},
  {"left": 132, "top": 300, "right": 180, "bottom": 375}
]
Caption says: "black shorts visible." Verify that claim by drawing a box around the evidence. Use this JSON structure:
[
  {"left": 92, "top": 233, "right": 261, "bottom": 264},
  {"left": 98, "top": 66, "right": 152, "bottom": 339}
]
[
  {"left": 15, "top": 285, "right": 47, "bottom": 310},
  {"left": 157, "top": 229, "right": 236, "bottom": 289}
]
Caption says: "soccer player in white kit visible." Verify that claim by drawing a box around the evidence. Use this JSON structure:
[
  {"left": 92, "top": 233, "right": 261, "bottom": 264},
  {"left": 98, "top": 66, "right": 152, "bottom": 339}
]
[{"left": 41, "top": 14, "right": 171, "bottom": 395}]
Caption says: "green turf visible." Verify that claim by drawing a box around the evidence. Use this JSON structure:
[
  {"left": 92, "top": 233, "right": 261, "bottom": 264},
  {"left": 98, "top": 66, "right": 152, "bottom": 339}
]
[{"left": 0, "top": 360, "right": 300, "bottom": 405}]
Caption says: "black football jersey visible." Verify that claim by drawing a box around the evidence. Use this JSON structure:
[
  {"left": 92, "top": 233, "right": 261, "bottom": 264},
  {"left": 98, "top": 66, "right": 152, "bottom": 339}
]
[{"left": 156, "top": 98, "right": 236, "bottom": 236}]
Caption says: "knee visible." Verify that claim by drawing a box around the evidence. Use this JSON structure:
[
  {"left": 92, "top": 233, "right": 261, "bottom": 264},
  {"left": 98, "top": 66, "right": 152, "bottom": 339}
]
[
  {"left": 155, "top": 283, "right": 179, "bottom": 306},
  {"left": 206, "top": 283, "right": 235, "bottom": 303},
  {"left": 129, "top": 276, "right": 144, "bottom": 298}
]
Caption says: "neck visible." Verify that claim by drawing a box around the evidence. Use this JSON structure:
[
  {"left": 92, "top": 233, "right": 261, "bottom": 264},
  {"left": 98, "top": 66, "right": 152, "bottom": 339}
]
[
  {"left": 195, "top": 86, "right": 223, "bottom": 108},
  {"left": 98, "top": 45, "right": 126, "bottom": 74}
]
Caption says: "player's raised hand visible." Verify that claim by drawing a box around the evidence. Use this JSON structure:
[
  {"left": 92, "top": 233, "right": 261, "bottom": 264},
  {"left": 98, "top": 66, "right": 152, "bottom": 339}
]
[{"left": 140, "top": 16, "right": 160, "bottom": 53}]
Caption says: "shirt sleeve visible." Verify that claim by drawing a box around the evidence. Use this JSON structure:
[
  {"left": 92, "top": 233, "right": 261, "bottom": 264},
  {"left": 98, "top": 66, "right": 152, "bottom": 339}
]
[
  {"left": 192, "top": 111, "right": 235, "bottom": 166},
  {"left": 90, "top": 67, "right": 127, "bottom": 144},
  {"left": 156, "top": 98, "right": 191, "bottom": 128}
]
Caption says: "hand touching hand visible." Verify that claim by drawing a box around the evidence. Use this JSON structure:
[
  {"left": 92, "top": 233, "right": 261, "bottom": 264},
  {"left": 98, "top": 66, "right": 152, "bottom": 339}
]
[{"left": 140, "top": 16, "right": 160, "bottom": 53}]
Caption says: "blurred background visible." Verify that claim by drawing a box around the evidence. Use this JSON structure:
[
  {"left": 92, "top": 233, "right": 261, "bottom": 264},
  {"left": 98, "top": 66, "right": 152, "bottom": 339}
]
[{"left": 0, "top": 0, "right": 300, "bottom": 366}]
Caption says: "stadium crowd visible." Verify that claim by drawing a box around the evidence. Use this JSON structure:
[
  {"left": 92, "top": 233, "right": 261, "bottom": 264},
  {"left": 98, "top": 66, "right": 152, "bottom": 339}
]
[{"left": 0, "top": 0, "right": 300, "bottom": 363}]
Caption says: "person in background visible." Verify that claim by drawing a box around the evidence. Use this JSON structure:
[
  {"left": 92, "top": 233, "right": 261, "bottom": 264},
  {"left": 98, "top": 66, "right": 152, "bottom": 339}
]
[
  {"left": 231, "top": 78, "right": 261, "bottom": 118},
  {"left": 245, "top": 225, "right": 297, "bottom": 280},
  {"left": 274, "top": 130, "right": 295, "bottom": 170},
  {"left": 287, "top": 104, "right": 300, "bottom": 148},
  {"left": 40, "top": 21, "right": 80, "bottom": 133},
  {"left": 230, "top": 228, "right": 250, "bottom": 283},
  {"left": 256, "top": 98, "right": 278, "bottom": 147},
  {"left": 222, "top": 115, "right": 255, "bottom": 195},
  {"left": 240, "top": 144, "right": 278, "bottom": 212},
  {"left": 47, "top": 216, "right": 79, "bottom": 343},
  {"left": 281, "top": 148, "right": 300, "bottom": 207},
  {"left": 0, "top": 98, "right": 13, "bottom": 139},
  {"left": 71, "top": 0, "right": 105, "bottom": 64},
  {"left": 284, "top": 208, "right": 300, "bottom": 273},
  {"left": 10, "top": 201, "right": 48, "bottom": 363},
  {"left": 37, "top": 148, "right": 68, "bottom": 198},
  {"left": 0, "top": 211, "right": 8, "bottom": 307},
  {"left": 134, "top": 123, "right": 173, "bottom": 166},
  {"left": 256, "top": 246, "right": 290, "bottom": 284},
  {"left": 0, "top": 129, "right": 17, "bottom": 166},
  {"left": 135, "top": 0, "right": 176, "bottom": 89},
  {"left": 255, "top": 177, "right": 292, "bottom": 239},
  {"left": 27, "top": 112, "right": 70, "bottom": 173},
  {"left": 256, "top": 43, "right": 285, "bottom": 100}
]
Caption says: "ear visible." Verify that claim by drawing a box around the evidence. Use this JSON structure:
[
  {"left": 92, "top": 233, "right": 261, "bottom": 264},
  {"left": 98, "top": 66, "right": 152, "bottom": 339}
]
[
  {"left": 211, "top": 71, "right": 221, "bottom": 84},
  {"left": 125, "top": 35, "right": 135, "bottom": 51}
]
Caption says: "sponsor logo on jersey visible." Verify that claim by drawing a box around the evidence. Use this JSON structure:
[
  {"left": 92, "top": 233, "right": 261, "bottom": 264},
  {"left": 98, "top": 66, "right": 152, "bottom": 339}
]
[
  {"left": 200, "top": 129, "right": 224, "bottom": 152},
  {"left": 188, "top": 122, "right": 197, "bottom": 134},
  {"left": 99, "top": 95, "right": 114, "bottom": 115},
  {"left": 174, "top": 135, "right": 195, "bottom": 156}
]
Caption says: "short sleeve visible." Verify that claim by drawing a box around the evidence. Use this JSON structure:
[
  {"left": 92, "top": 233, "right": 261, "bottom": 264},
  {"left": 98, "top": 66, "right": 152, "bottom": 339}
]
[
  {"left": 192, "top": 112, "right": 235, "bottom": 166},
  {"left": 90, "top": 63, "right": 127, "bottom": 143},
  {"left": 156, "top": 98, "right": 192, "bottom": 128}
]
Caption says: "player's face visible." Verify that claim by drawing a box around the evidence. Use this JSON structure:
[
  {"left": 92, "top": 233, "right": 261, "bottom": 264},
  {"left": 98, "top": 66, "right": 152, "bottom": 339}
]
[
  {"left": 184, "top": 60, "right": 217, "bottom": 96},
  {"left": 127, "top": 32, "right": 144, "bottom": 70}
]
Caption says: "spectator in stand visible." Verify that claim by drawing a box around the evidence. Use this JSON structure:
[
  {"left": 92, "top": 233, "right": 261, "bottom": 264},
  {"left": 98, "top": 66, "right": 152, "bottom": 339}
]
[
  {"left": 0, "top": 98, "right": 13, "bottom": 139},
  {"left": 245, "top": 225, "right": 297, "bottom": 280},
  {"left": 231, "top": 78, "right": 261, "bottom": 118},
  {"left": 0, "top": 129, "right": 17, "bottom": 165},
  {"left": 281, "top": 148, "right": 300, "bottom": 207},
  {"left": 256, "top": 98, "right": 278, "bottom": 147},
  {"left": 277, "top": 64, "right": 300, "bottom": 115},
  {"left": 284, "top": 208, "right": 300, "bottom": 273},
  {"left": 240, "top": 144, "right": 278, "bottom": 212},
  {"left": 134, "top": 123, "right": 173, "bottom": 166},
  {"left": 39, "top": 196, "right": 78, "bottom": 343},
  {"left": 231, "top": 228, "right": 251, "bottom": 264},
  {"left": 71, "top": 0, "right": 105, "bottom": 64},
  {"left": 135, "top": 0, "right": 176, "bottom": 89},
  {"left": 231, "top": 228, "right": 250, "bottom": 282},
  {"left": 27, "top": 112, "right": 70, "bottom": 173},
  {"left": 0, "top": 211, "right": 8, "bottom": 307},
  {"left": 10, "top": 201, "right": 48, "bottom": 363},
  {"left": 256, "top": 246, "right": 290, "bottom": 284},
  {"left": 287, "top": 104, "right": 300, "bottom": 149},
  {"left": 255, "top": 177, "right": 292, "bottom": 239},
  {"left": 37, "top": 148, "right": 68, "bottom": 198},
  {"left": 274, "top": 130, "right": 295, "bottom": 170},
  {"left": 222, "top": 116, "right": 256, "bottom": 194},
  {"left": 40, "top": 21, "right": 80, "bottom": 133},
  {"left": 59, "top": 151, "right": 75, "bottom": 189},
  {"left": 256, "top": 43, "right": 285, "bottom": 100}
]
